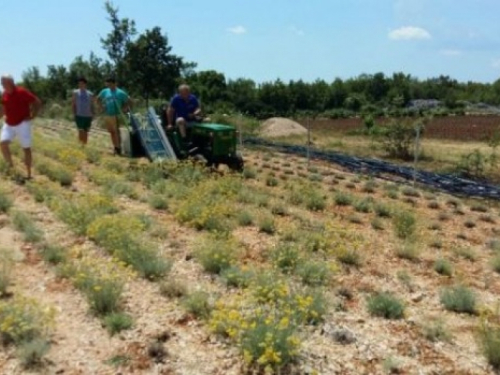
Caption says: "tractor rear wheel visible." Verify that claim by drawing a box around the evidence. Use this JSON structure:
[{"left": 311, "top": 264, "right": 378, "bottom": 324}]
[{"left": 227, "top": 152, "right": 244, "bottom": 172}]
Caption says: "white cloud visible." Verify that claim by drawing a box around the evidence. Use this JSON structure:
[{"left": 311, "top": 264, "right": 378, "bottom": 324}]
[
  {"left": 289, "top": 26, "right": 305, "bottom": 36},
  {"left": 388, "top": 26, "right": 431, "bottom": 41},
  {"left": 440, "top": 49, "right": 462, "bottom": 56},
  {"left": 227, "top": 26, "right": 247, "bottom": 35}
]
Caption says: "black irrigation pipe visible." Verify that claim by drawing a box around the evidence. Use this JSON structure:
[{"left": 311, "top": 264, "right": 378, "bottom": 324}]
[{"left": 244, "top": 137, "right": 500, "bottom": 201}]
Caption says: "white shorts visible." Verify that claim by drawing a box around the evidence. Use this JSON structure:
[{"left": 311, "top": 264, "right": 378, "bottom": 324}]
[{"left": 0, "top": 121, "right": 32, "bottom": 148}]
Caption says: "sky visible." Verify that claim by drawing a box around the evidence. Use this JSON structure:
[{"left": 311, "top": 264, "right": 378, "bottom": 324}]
[{"left": 2, "top": 0, "right": 500, "bottom": 84}]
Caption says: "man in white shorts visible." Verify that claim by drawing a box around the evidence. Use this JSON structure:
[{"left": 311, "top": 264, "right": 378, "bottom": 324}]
[{"left": 0, "top": 74, "right": 41, "bottom": 180}]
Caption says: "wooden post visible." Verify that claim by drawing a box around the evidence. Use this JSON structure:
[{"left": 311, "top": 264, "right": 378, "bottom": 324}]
[
  {"left": 307, "top": 117, "right": 311, "bottom": 166},
  {"left": 413, "top": 123, "right": 421, "bottom": 187}
]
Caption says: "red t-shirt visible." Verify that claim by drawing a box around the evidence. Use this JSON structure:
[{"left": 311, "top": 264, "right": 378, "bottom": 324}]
[{"left": 1, "top": 87, "right": 38, "bottom": 126}]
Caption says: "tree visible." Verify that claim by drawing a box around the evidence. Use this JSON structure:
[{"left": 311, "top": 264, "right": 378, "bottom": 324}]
[
  {"left": 125, "top": 27, "right": 184, "bottom": 103},
  {"left": 100, "top": 1, "right": 136, "bottom": 80}
]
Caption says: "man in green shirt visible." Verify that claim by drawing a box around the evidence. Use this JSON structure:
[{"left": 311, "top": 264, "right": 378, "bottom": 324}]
[{"left": 96, "top": 77, "right": 131, "bottom": 155}]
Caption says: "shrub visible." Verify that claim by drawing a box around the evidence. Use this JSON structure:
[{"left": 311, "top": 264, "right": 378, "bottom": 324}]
[
  {"left": 265, "top": 176, "right": 279, "bottom": 187},
  {"left": 440, "top": 285, "right": 477, "bottom": 315},
  {"left": 334, "top": 191, "right": 354, "bottom": 206},
  {"left": 354, "top": 197, "right": 373, "bottom": 213},
  {"left": 402, "top": 187, "right": 421, "bottom": 198},
  {"left": 271, "top": 243, "right": 300, "bottom": 274},
  {"left": 362, "top": 181, "right": 377, "bottom": 194},
  {"left": 11, "top": 211, "right": 44, "bottom": 243},
  {"left": 347, "top": 214, "right": 363, "bottom": 224},
  {"left": 243, "top": 168, "right": 257, "bottom": 179},
  {"left": 196, "top": 236, "right": 236, "bottom": 274},
  {"left": 36, "top": 160, "right": 74, "bottom": 186},
  {"left": 148, "top": 195, "right": 169, "bottom": 210},
  {"left": 480, "top": 214, "right": 496, "bottom": 224},
  {"left": 237, "top": 210, "right": 254, "bottom": 226},
  {"left": 491, "top": 255, "right": 500, "bottom": 274},
  {"left": 453, "top": 246, "right": 477, "bottom": 261},
  {"left": 471, "top": 203, "right": 488, "bottom": 213},
  {"left": 0, "top": 296, "right": 55, "bottom": 345},
  {"left": 393, "top": 210, "right": 417, "bottom": 240},
  {"left": 40, "top": 243, "right": 66, "bottom": 265},
  {"left": 103, "top": 313, "right": 133, "bottom": 336},
  {"left": 434, "top": 259, "right": 453, "bottom": 276},
  {"left": 371, "top": 218, "right": 385, "bottom": 231},
  {"left": 305, "top": 191, "right": 327, "bottom": 211},
  {"left": 271, "top": 203, "right": 288, "bottom": 216},
  {"left": 17, "top": 338, "right": 50, "bottom": 369},
  {"left": 221, "top": 266, "right": 254, "bottom": 288},
  {"left": 374, "top": 203, "right": 392, "bottom": 218},
  {"left": 396, "top": 242, "right": 420, "bottom": 262},
  {"left": 0, "top": 188, "right": 13, "bottom": 213},
  {"left": 337, "top": 249, "right": 362, "bottom": 267},
  {"left": 464, "top": 220, "right": 477, "bottom": 229},
  {"left": 367, "top": 292, "right": 405, "bottom": 320},
  {"left": 183, "top": 291, "right": 212, "bottom": 319},
  {"left": 478, "top": 322, "right": 500, "bottom": 369},
  {"left": 297, "top": 261, "right": 331, "bottom": 286},
  {"left": 378, "top": 118, "right": 424, "bottom": 160},
  {"left": 160, "top": 279, "right": 187, "bottom": 298},
  {"left": 0, "top": 251, "right": 12, "bottom": 297},
  {"left": 240, "top": 312, "right": 300, "bottom": 370},
  {"left": 87, "top": 215, "right": 171, "bottom": 280},
  {"left": 258, "top": 215, "right": 276, "bottom": 235},
  {"left": 427, "top": 200, "right": 440, "bottom": 210},
  {"left": 438, "top": 212, "right": 450, "bottom": 222},
  {"left": 386, "top": 190, "right": 399, "bottom": 200},
  {"left": 422, "top": 318, "right": 452, "bottom": 343}
]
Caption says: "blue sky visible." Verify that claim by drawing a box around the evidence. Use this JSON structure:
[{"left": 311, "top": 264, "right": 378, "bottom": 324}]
[{"left": 2, "top": 0, "right": 500, "bottom": 83}]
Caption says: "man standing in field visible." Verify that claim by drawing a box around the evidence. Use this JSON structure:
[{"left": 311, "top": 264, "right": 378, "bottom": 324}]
[
  {"left": 0, "top": 74, "right": 41, "bottom": 181},
  {"left": 167, "top": 84, "right": 201, "bottom": 143},
  {"left": 96, "top": 77, "right": 131, "bottom": 155},
  {"left": 72, "top": 77, "right": 94, "bottom": 146}
]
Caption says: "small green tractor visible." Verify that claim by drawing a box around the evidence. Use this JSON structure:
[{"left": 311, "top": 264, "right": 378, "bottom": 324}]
[{"left": 124, "top": 108, "right": 244, "bottom": 172}]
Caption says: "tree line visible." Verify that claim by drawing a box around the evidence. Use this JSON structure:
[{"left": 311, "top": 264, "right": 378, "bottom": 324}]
[{"left": 19, "top": 2, "right": 500, "bottom": 119}]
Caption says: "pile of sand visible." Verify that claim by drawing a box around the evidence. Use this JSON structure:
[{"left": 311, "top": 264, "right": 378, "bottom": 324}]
[{"left": 259, "top": 117, "right": 308, "bottom": 138}]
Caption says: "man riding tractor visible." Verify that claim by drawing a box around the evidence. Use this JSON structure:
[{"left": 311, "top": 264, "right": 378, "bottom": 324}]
[{"left": 166, "top": 84, "right": 202, "bottom": 148}]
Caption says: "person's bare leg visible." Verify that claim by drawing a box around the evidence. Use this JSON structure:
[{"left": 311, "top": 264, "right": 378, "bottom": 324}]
[
  {"left": 1, "top": 141, "right": 14, "bottom": 169},
  {"left": 177, "top": 118, "right": 187, "bottom": 138},
  {"left": 79, "top": 130, "right": 88, "bottom": 145},
  {"left": 23, "top": 148, "right": 32, "bottom": 178}
]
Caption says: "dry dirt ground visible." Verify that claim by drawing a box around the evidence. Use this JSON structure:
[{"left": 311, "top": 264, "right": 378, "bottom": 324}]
[{"left": 0, "top": 119, "right": 499, "bottom": 375}]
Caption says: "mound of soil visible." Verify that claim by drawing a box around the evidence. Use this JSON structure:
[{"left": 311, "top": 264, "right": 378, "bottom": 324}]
[{"left": 259, "top": 117, "right": 308, "bottom": 138}]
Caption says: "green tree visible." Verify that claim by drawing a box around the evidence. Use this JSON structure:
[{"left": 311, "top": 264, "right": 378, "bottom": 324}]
[
  {"left": 100, "top": 1, "right": 137, "bottom": 80},
  {"left": 126, "top": 27, "right": 184, "bottom": 103}
]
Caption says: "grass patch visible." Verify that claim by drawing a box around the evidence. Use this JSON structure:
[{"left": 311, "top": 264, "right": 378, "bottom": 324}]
[
  {"left": 237, "top": 210, "right": 254, "bottom": 226},
  {"left": 196, "top": 236, "right": 236, "bottom": 275},
  {"left": 258, "top": 214, "right": 276, "bottom": 235},
  {"left": 453, "top": 246, "right": 477, "bottom": 262},
  {"left": 396, "top": 242, "right": 420, "bottom": 262},
  {"left": 17, "top": 338, "right": 50, "bottom": 369},
  {"left": 160, "top": 279, "right": 188, "bottom": 298},
  {"left": 11, "top": 211, "right": 44, "bottom": 243},
  {"left": 0, "top": 250, "right": 12, "bottom": 297},
  {"left": 354, "top": 198, "right": 373, "bottom": 214},
  {"left": 374, "top": 203, "right": 392, "bottom": 218},
  {"left": 464, "top": 219, "right": 477, "bottom": 229},
  {"left": 36, "top": 160, "right": 74, "bottom": 186},
  {"left": 148, "top": 195, "right": 169, "bottom": 211},
  {"left": 39, "top": 243, "right": 66, "bottom": 265},
  {"left": 221, "top": 266, "right": 254, "bottom": 289},
  {"left": 0, "top": 188, "right": 13, "bottom": 213},
  {"left": 334, "top": 191, "right": 354, "bottom": 206},
  {"left": 470, "top": 203, "right": 488, "bottom": 213},
  {"left": 337, "top": 249, "right": 362, "bottom": 267},
  {"left": 440, "top": 285, "right": 477, "bottom": 315},
  {"left": 434, "top": 258, "right": 453, "bottom": 277},
  {"left": 367, "top": 292, "right": 405, "bottom": 320},
  {"left": 421, "top": 318, "right": 452, "bottom": 343},
  {"left": 103, "top": 312, "right": 133, "bottom": 336},
  {"left": 393, "top": 210, "right": 417, "bottom": 240},
  {"left": 478, "top": 322, "right": 500, "bottom": 370},
  {"left": 491, "top": 255, "right": 500, "bottom": 274},
  {"left": 183, "top": 291, "right": 212, "bottom": 319},
  {"left": 371, "top": 218, "right": 385, "bottom": 231},
  {"left": 402, "top": 187, "right": 420, "bottom": 198},
  {"left": 271, "top": 243, "right": 300, "bottom": 274},
  {"left": 296, "top": 261, "right": 331, "bottom": 286}
]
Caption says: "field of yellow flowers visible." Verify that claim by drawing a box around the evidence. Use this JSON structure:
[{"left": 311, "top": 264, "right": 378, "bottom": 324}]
[{"left": 0, "top": 121, "right": 499, "bottom": 374}]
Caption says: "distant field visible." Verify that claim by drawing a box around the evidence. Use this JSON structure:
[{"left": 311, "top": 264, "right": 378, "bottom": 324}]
[{"left": 297, "top": 115, "right": 500, "bottom": 141}]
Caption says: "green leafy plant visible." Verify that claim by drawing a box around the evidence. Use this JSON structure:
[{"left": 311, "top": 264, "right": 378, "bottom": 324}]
[
  {"left": 393, "top": 210, "right": 417, "bottom": 240},
  {"left": 196, "top": 235, "right": 236, "bottom": 275},
  {"left": 103, "top": 312, "right": 133, "bottom": 335}
]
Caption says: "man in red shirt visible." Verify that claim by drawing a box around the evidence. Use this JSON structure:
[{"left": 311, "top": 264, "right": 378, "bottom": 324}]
[{"left": 0, "top": 75, "right": 41, "bottom": 180}]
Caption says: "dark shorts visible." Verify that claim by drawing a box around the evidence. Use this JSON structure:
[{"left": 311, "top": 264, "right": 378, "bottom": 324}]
[{"left": 75, "top": 116, "right": 92, "bottom": 131}]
